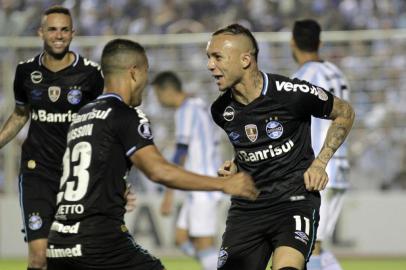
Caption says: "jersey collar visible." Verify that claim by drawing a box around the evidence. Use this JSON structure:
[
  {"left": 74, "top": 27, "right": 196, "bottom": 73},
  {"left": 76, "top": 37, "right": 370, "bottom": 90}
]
[
  {"left": 260, "top": 71, "right": 269, "bottom": 95},
  {"left": 97, "top": 93, "right": 123, "bottom": 102},
  {"left": 38, "top": 51, "right": 80, "bottom": 67}
]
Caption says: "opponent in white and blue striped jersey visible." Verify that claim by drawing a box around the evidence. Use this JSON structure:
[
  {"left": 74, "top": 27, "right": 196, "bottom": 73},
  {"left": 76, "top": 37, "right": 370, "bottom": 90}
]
[
  {"left": 293, "top": 61, "right": 350, "bottom": 189},
  {"left": 175, "top": 97, "right": 221, "bottom": 177},
  {"left": 291, "top": 19, "right": 350, "bottom": 270},
  {"left": 152, "top": 71, "right": 221, "bottom": 270}
]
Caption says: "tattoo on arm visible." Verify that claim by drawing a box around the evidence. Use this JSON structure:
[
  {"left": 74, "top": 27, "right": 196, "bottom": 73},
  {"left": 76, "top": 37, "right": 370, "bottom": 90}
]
[
  {"left": 0, "top": 105, "right": 30, "bottom": 148},
  {"left": 317, "top": 97, "right": 355, "bottom": 166}
]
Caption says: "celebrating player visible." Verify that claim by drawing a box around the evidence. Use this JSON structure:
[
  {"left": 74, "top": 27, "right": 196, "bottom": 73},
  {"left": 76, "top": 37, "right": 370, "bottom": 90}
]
[
  {"left": 0, "top": 6, "right": 103, "bottom": 270},
  {"left": 291, "top": 19, "right": 351, "bottom": 270},
  {"left": 207, "top": 24, "right": 355, "bottom": 270},
  {"left": 46, "top": 38, "right": 258, "bottom": 270}
]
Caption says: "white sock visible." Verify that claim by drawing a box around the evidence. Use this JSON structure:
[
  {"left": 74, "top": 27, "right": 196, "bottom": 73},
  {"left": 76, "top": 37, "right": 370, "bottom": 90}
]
[
  {"left": 321, "top": 250, "right": 342, "bottom": 270},
  {"left": 179, "top": 241, "right": 196, "bottom": 257},
  {"left": 307, "top": 255, "right": 322, "bottom": 270},
  {"left": 197, "top": 247, "right": 218, "bottom": 270}
]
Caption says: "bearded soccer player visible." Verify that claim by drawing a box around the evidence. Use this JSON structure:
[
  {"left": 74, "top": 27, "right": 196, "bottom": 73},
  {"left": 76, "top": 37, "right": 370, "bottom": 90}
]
[
  {"left": 207, "top": 24, "right": 355, "bottom": 270},
  {"left": 291, "top": 19, "right": 351, "bottom": 270},
  {"left": 0, "top": 6, "right": 103, "bottom": 270},
  {"left": 46, "top": 38, "right": 258, "bottom": 270}
]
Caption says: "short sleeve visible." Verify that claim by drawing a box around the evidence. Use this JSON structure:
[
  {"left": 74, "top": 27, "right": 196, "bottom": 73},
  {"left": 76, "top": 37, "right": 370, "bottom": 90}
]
[
  {"left": 277, "top": 77, "right": 334, "bottom": 119},
  {"left": 114, "top": 107, "right": 154, "bottom": 157},
  {"left": 13, "top": 65, "right": 27, "bottom": 105}
]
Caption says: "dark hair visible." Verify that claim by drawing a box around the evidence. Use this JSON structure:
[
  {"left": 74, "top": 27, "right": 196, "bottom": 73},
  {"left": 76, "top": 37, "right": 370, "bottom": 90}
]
[
  {"left": 293, "top": 19, "right": 321, "bottom": 52},
  {"left": 101, "top": 38, "right": 146, "bottom": 75},
  {"left": 43, "top": 5, "right": 71, "bottom": 17},
  {"left": 212, "top": 23, "right": 259, "bottom": 62},
  {"left": 151, "top": 71, "right": 182, "bottom": 92}
]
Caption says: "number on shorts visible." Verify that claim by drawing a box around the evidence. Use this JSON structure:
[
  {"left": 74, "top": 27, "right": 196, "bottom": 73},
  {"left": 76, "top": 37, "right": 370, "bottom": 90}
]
[
  {"left": 58, "top": 142, "right": 92, "bottom": 202},
  {"left": 293, "top": 215, "right": 310, "bottom": 235}
]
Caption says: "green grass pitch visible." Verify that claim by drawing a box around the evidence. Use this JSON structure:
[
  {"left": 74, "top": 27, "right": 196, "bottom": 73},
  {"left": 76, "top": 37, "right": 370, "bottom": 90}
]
[{"left": 1, "top": 257, "right": 406, "bottom": 269}]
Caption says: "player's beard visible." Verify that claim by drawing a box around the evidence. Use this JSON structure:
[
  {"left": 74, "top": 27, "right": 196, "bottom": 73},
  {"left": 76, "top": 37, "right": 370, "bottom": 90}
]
[{"left": 44, "top": 42, "right": 70, "bottom": 60}]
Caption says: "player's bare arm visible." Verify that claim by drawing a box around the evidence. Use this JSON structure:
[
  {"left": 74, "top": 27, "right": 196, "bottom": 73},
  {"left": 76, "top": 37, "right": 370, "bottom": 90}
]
[
  {"left": 304, "top": 96, "right": 355, "bottom": 191},
  {"left": 131, "top": 145, "right": 259, "bottom": 200},
  {"left": 160, "top": 145, "right": 187, "bottom": 216},
  {"left": 0, "top": 105, "right": 30, "bottom": 148}
]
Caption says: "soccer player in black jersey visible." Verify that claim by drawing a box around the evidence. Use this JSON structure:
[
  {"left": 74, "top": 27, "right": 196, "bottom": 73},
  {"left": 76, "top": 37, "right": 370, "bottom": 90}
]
[
  {"left": 0, "top": 6, "right": 103, "bottom": 270},
  {"left": 207, "top": 24, "right": 355, "bottom": 270},
  {"left": 46, "top": 38, "right": 258, "bottom": 270}
]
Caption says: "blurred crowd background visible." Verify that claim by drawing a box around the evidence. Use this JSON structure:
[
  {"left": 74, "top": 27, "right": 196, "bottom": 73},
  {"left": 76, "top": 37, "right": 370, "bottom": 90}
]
[
  {"left": 0, "top": 0, "right": 405, "bottom": 193},
  {"left": 1, "top": 0, "right": 406, "bottom": 36}
]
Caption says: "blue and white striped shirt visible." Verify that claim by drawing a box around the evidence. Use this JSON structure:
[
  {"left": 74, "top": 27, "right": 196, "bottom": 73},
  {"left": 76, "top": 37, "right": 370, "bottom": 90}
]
[
  {"left": 176, "top": 97, "right": 223, "bottom": 200},
  {"left": 293, "top": 60, "right": 350, "bottom": 188}
]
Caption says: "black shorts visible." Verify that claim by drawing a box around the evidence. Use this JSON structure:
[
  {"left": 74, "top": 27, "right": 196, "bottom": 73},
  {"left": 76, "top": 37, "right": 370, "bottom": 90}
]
[
  {"left": 217, "top": 199, "right": 319, "bottom": 270},
  {"left": 18, "top": 172, "right": 60, "bottom": 242},
  {"left": 47, "top": 233, "right": 164, "bottom": 270}
]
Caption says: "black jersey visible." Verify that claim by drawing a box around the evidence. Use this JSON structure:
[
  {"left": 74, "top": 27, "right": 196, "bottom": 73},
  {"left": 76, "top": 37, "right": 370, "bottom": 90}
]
[
  {"left": 211, "top": 72, "right": 334, "bottom": 208},
  {"left": 49, "top": 94, "right": 154, "bottom": 245},
  {"left": 13, "top": 52, "right": 104, "bottom": 177}
]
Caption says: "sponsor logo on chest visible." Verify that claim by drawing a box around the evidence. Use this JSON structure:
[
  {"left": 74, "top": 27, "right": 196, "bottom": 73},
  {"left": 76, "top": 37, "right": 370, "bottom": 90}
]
[
  {"left": 237, "top": 139, "right": 294, "bottom": 163},
  {"left": 31, "top": 109, "right": 77, "bottom": 123},
  {"left": 275, "top": 80, "right": 328, "bottom": 101}
]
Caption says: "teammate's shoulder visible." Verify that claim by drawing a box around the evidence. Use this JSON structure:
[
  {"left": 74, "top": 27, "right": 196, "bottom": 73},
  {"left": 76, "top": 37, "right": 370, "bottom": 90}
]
[
  {"left": 98, "top": 96, "right": 150, "bottom": 122},
  {"left": 17, "top": 54, "right": 41, "bottom": 70},
  {"left": 76, "top": 54, "right": 101, "bottom": 72}
]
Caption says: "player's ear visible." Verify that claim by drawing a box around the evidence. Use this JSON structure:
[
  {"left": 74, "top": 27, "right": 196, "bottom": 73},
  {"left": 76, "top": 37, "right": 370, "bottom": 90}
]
[
  {"left": 241, "top": 52, "right": 252, "bottom": 69},
  {"left": 130, "top": 66, "right": 136, "bottom": 81},
  {"left": 129, "top": 65, "right": 137, "bottom": 81}
]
